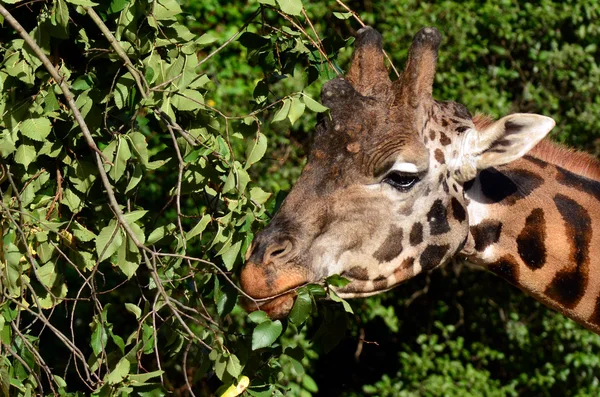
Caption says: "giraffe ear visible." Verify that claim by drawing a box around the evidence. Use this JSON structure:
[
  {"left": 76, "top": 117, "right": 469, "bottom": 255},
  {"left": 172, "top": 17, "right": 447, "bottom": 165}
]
[{"left": 469, "top": 113, "right": 555, "bottom": 169}]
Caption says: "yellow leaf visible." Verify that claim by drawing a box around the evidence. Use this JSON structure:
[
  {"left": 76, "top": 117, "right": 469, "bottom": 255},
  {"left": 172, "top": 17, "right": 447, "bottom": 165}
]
[{"left": 219, "top": 376, "right": 250, "bottom": 397}]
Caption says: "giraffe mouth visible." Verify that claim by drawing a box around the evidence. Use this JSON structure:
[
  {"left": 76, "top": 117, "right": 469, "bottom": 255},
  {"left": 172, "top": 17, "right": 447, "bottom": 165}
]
[
  {"left": 242, "top": 291, "right": 298, "bottom": 319},
  {"left": 239, "top": 261, "right": 309, "bottom": 319}
]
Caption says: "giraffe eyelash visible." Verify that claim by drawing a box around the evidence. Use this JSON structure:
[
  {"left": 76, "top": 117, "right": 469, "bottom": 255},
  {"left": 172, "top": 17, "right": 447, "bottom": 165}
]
[{"left": 382, "top": 171, "right": 420, "bottom": 191}]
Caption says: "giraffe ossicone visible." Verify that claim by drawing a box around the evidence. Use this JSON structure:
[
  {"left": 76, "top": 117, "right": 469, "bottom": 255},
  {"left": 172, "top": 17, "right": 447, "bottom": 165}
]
[{"left": 240, "top": 27, "right": 600, "bottom": 334}]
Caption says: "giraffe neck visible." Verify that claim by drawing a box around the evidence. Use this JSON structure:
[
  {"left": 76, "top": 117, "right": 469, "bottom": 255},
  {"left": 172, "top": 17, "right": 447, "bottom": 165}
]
[{"left": 463, "top": 148, "right": 600, "bottom": 333}]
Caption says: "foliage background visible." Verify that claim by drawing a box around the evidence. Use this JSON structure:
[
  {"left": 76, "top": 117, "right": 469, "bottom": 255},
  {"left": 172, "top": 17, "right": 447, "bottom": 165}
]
[{"left": 1, "top": 0, "right": 600, "bottom": 396}]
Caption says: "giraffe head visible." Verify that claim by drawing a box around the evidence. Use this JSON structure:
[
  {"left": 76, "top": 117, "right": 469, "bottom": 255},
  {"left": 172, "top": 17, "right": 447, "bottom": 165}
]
[{"left": 240, "top": 27, "right": 555, "bottom": 318}]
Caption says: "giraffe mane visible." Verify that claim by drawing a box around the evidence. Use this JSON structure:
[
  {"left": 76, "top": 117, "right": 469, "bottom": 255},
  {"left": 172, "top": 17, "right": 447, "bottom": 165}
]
[{"left": 473, "top": 113, "right": 600, "bottom": 180}]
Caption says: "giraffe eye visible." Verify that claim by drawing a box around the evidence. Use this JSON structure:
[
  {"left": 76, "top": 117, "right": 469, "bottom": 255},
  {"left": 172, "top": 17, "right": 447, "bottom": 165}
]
[{"left": 383, "top": 171, "right": 419, "bottom": 191}]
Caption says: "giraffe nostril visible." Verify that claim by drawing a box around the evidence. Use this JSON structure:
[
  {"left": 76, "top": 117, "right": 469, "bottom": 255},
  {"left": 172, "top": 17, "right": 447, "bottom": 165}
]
[{"left": 264, "top": 240, "right": 294, "bottom": 263}]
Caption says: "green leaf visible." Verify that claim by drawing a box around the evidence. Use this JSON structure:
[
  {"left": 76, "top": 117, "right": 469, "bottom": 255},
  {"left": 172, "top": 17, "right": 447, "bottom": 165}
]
[
  {"left": 66, "top": 0, "right": 99, "bottom": 5},
  {"left": 288, "top": 96, "right": 305, "bottom": 125},
  {"left": 123, "top": 210, "right": 147, "bottom": 224},
  {"left": 95, "top": 222, "right": 123, "bottom": 262},
  {"left": 250, "top": 186, "right": 271, "bottom": 205},
  {"left": 72, "top": 222, "right": 97, "bottom": 242},
  {"left": 114, "top": 73, "right": 134, "bottom": 110},
  {"left": 153, "top": 0, "right": 182, "bottom": 20},
  {"left": 252, "top": 320, "right": 283, "bottom": 350},
  {"left": 248, "top": 310, "right": 269, "bottom": 324},
  {"left": 108, "top": 0, "right": 129, "bottom": 14},
  {"left": 245, "top": 133, "right": 267, "bottom": 169},
  {"left": 37, "top": 261, "right": 57, "bottom": 288},
  {"left": 196, "top": 33, "right": 216, "bottom": 46},
  {"left": 226, "top": 354, "right": 242, "bottom": 378},
  {"left": 125, "top": 164, "right": 143, "bottom": 193},
  {"left": 185, "top": 214, "right": 211, "bottom": 240},
  {"left": 328, "top": 289, "right": 353, "bottom": 313},
  {"left": 91, "top": 319, "right": 107, "bottom": 356},
  {"left": 107, "top": 357, "right": 130, "bottom": 385},
  {"left": 44, "top": 89, "right": 60, "bottom": 113},
  {"left": 258, "top": 0, "right": 276, "bottom": 5},
  {"left": 55, "top": 0, "right": 69, "bottom": 29},
  {"left": 124, "top": 303, "right": 141, "bottom": 319},
  {"left": 289, "top": 289, "right": 312, "bottom": 325},
  {"left": 221, "top": 240, "right": 241, "bottom": 271},
  {"left": 128, "top": 370, "right": 164, "bottom": 384},
  {"left": 63, "top": 188, "right": 82, "bottom": 212},
  {"left": 173, "top": 89, "right": 204, "bottom": 111},
  {"left": 333, "top": 11, "right": 352, "bottom": 19},
  {"left": 147, "top": 223, "right": 175, "bottom": 245},
  {"left": 14, "top": 144, "right": 36, "bottom": 168},
  {"left": 0, "top": 130, "right": 16, "bottom": 157},
  {"left": 235, "top": 165, "right": 250, "bottom": 192},
  {"left": 307, "top": 284, "right": 327, "bottom": 298},
  {"left": 127, "top": 131, "right": 149, "bottom": 165},
  {"left": 302, "top": 94, "right": 328, "bottom": 112},
  {"left": 273, "top": 98, "right": 291, "bottom": 122},
  {"left": 276, "top": 0, "right": 303, "bottom": 15},
  {"left": 222, "top": 170, "right": 236, "bottom": 194},
  {"left": 116, "top": 236, "right": 140, "bottom": 279},
  {"left": 214, "top": 280, "right": 237, "bottom": 317},
  {"left": 213, "top": 352, "right": 228, "bottom": 381},
  {"left": 302, "top": 375, "right": 318, "bottom": 393},
  {"left": 326, "top": 274, "right": 351, "bottom": 288},
  {"left": 111, "top": 137, "right": 131, "bottom": 182}
]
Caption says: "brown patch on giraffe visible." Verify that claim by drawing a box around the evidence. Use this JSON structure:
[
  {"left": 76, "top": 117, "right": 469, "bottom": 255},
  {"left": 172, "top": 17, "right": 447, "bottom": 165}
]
[
  {"left": 556, "top": 167, "right": 600, "bottom": 202},
  {"left": 452, "top": 103, "right": 472, "bottom": 119},
  {"left": 434, "top": 149, "right": 445, "bottom": 164},
  {"left": 373, "top": 226, "right": 403, "bottom": 262},
  {"left": 420, "top": 244, "right": 450, "bottom": 271},
  {"left": 488, "top": 255, "right": 520, "bottom": 285},
  {"left": 545, "top": 194, "right": 592, "bottom": 309},
  {"left": 455, "top": 126, "right": 469, "bottom": 133},
  {"left": 409, "top": 222, "right": 423, "bottom": 246},
  {"left": 523, "top": 155, "right": 548, "bottom": 169},
  {"left": 450, "top": 197, "right": 466, "bottom": 223},
  {"left": 439, "top": 132, "right": 451, "bottom": 146},
  {"left": 393, "top": 257, "right": 415, "bottom": 278},
  {"left": 429, "top": 130, "right": 436, "bottom": 141},
  {"left": 470, "top": 220, "right": 502, "bottom": 252},
  {"left": 342, "top": 266, "right": 370, "bottom": 281},
  {"left": 478, "top": 169, "right": 543, "bottom": 205},
  {"left": 516, "top": 208, "right": 547, "bottom": 270},
  {"left": 427, "top": 199, "right": 450, "bottom": 235},
  {"left": 373, "top": 275, "right": 388, "bottom": 290}
]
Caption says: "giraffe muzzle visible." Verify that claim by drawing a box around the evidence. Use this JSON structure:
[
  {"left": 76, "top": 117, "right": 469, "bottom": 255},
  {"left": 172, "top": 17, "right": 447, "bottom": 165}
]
[{"left": 239, "top": 261, "right": 307, "bottom": 319}]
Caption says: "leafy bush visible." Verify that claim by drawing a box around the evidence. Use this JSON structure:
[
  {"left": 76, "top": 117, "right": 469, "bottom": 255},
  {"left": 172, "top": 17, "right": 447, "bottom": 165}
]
[
  {"left": 0, "top": 0, "right": 344, "bottom": 395},
  {"left": 1, "top": 0, "right": 600, "bottom": 396}
]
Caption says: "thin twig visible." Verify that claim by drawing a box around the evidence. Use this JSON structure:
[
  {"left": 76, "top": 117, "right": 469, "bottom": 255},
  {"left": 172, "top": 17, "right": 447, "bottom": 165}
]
[
  {"left": 84, "top": 7, "right": 149, "bottom": 98},
  {"left": 275, "top": 10, "right": 339, "bottom": 75}
]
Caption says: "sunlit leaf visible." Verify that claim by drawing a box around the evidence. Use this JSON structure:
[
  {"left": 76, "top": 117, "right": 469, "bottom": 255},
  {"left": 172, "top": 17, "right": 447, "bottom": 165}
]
[{"left": 252, "top": 320, "right": 283, "bottom": 350}]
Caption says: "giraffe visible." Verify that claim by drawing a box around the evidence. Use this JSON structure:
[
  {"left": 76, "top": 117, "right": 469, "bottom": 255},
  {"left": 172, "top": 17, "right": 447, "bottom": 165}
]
[{"left": 239, "top": 26, "right": 600, "bottom": 334}]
